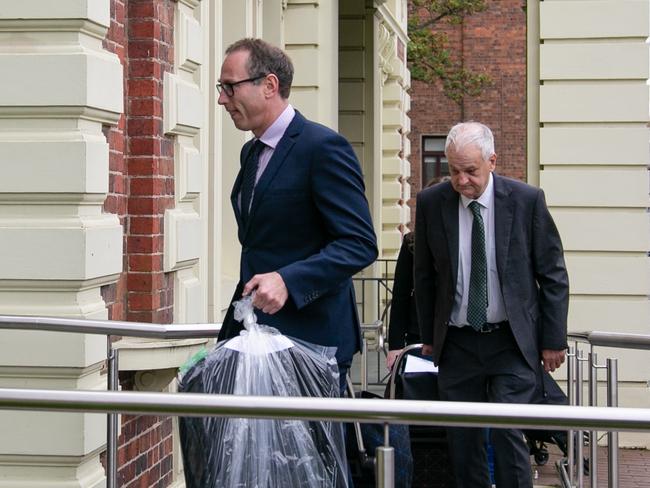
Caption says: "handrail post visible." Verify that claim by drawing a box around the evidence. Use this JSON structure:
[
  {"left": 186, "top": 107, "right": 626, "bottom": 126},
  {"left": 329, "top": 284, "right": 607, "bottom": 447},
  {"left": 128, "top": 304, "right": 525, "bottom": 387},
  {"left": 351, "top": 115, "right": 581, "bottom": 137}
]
[
  {"left": 361, "top": 335, "right": 369, "bottom": 392},
  {"left": 576, "top": 350, "right": 586, "bottom": 487},
  {"left": 607, "top": 358, "right": 619, "bottom": 488},
  {"left": 107, "top": 338, "right": 119, "bottom": 488},
  {"left": 589, "top": 352, "right": 598, "bottom": 488},
  {"left": 375, "top": 422, "right": 394, "bottom": 488},
  {"left": 566, "top": 346, "right": 576, "bottom": 485}
]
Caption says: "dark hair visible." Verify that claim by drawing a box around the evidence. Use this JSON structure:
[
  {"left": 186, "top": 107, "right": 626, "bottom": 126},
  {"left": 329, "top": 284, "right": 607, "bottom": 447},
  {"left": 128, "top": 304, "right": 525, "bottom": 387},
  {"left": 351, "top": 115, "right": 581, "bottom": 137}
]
[{"left": 226, "top": 38, "right": 294, "bottom": 99}]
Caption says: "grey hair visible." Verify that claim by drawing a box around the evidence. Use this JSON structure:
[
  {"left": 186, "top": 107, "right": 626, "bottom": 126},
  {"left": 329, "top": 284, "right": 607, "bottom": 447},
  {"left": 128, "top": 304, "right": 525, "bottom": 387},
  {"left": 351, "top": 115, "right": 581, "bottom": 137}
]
[{"left": 444, "top": 121, "right": 495, "bottom": 160}]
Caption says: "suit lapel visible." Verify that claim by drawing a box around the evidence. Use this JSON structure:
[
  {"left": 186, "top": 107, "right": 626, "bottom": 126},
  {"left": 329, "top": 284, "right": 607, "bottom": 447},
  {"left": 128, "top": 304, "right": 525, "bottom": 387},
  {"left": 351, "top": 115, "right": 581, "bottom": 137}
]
[
  {"left": 241, "top": 111, "right": 305, "bottom": 241},
  {"left": 231, "top": 141, "right": 257, "bottom": 239},
  {"left": 441, "top": 185, "right": 459, "bottom": 289},
  {"left": 493, "top": 174, "right": 513, "bottom": 278}
]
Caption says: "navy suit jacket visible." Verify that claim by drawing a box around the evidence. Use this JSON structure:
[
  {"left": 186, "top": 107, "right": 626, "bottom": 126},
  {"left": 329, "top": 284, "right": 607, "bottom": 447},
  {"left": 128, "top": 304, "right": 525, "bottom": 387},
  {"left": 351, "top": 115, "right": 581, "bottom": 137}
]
[
  {"left": 414, "top": 175, "right": 569, "bottom": 370},
  {"left": 219, "top": 111, "right": 378, "bottom": 364}
]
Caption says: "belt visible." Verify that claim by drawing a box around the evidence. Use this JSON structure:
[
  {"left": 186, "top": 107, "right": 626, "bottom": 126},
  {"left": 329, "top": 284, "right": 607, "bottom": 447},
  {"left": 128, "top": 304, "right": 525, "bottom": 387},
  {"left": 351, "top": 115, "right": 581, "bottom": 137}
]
[
  {"left": 476, "top": 321, "right": 508, "bottom": 333},
  {"left": 450, "top": 321, "right": 508, "bottom": 334}
]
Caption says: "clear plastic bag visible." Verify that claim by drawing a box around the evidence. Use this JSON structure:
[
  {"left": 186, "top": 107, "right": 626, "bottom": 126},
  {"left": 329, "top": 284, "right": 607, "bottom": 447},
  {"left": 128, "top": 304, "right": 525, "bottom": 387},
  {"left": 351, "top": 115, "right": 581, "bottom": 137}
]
[{"left": 179, "top": 296, "right": 349, "bottom": 488}]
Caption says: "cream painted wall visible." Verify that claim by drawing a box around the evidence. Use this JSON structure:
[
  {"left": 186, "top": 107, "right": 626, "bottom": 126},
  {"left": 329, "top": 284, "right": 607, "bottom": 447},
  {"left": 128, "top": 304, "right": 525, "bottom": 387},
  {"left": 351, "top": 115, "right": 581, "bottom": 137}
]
[
  {"left": 533, "top": 0, "right": 650, "bottom": 447},
  {"left": 339, "top": 0, "right": 410, "bottom": 263},
  {"left": 286, "top": 0, "right": 338, "bottom": 126},
  {"left": 216, "top": 0, "right": 261, "bottom": 321},
  {"left": 377, "top": 2, "right": 410, "bottom": 257},
  {"left": 164, "top": 0, "right": 207, "bottom": 326},
  {"left": 0, "top": 0, "right": 122, "bottom": 485}
]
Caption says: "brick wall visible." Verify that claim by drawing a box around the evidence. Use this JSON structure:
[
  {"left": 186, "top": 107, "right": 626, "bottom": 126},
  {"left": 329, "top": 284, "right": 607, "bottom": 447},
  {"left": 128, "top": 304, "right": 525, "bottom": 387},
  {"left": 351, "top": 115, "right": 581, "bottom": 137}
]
[
  {"left": 408, "top": 0, "right": 527, "bottom": 222},
  {"left": 126, "top": 0, "right": 176, "bottom": 325},
  {"left": 102, "top": 1, "right": 178, "bottom": 486},
  {"left": 117, "top": 375, "right": 175, "bottom": 488}
]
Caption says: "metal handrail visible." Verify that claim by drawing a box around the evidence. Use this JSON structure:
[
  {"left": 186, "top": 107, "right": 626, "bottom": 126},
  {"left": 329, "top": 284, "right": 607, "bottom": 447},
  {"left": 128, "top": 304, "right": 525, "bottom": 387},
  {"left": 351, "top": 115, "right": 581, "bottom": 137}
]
[
  {"left": 0, "top": 314, "right": 221, "bottom": 488},
  {"left": 565, "top": 330, "right": 650, "bottom": 488},
  {"left": 569, "top": 331, "right": 650, "bottom": 350},
  {"left": 0, "top": 387, "right": 649, "bottom": 431},
  {"left": 2, "top": 315, "right": 648, "bottom": 488},
  {"left": 0, "top": 315, "right": 221, "bottom": 338}
]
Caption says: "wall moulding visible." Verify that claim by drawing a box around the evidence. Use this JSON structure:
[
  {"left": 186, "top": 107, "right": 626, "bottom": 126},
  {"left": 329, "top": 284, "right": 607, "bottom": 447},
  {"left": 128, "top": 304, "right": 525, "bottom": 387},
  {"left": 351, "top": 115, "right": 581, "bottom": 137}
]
[
  {"left": 176, "top": 0, "right": 202, "bottom": 9},
  {"left": 175, "top": 141, "right": 202, "bottom": 203},
  {"left": 0, "top": 19, "right": 109, "bottom": 40},
  {"left": 163, "top": 208, "right": 201, "bottom": 272},
  {"left": 177, "top": 9, "right": 203, "bottom": 73},
  {"left": 0, "top": 53, "right": 123, "bottom": 120},
  {"left": 0, "top": 106, "right": 121, "bottom": 126},
  {"left": 164, "top": 72, "right": 203, "bottom": 136}
]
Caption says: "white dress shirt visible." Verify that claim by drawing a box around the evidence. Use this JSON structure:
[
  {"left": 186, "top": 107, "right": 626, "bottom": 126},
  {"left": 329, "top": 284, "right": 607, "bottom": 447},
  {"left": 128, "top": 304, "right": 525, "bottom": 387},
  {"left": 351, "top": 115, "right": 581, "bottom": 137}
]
[
  {"left": 450, "top": 173, "right": 508, "bottom": 327},
  {"left": 239, "top": 104, "right": 296, "bottom": 212}
]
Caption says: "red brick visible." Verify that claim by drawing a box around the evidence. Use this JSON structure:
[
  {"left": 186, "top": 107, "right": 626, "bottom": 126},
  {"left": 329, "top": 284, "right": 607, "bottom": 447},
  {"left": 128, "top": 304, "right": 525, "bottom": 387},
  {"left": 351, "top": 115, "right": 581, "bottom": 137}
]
[
  {"left": 128, "top": 39, "right": 159, "bottom": 60},
  {"left": 104, "top": 194, "right": 127, "bottom": 215},
  {"left": 128, "top": 57, "right": 162, "bottom": 78},
  {"left": 127, "top": 157, "right": 159, "bottom": 176},
  {"left": 127, "top": 234, "right": 163, "bottom": 254},
  {"left": 128, "top": 97, "right": 162, "bottom": 117},
  {"left": 108, "top": 129, "right": 125, "bottom": 153},
  {"left": 158, "top": 158, "right": 174, "bottom": 176},
  {"left": 129, "top": 137, "right": 161, "bottom": 156},
  {"left": 109, "top": 151, "right": 126, "bottom": 172},
  {"left": 130, "top": 177, "right": 165, "bottom": 196},
  {"left": 128, "top": 78, "right": 160, "bottom": 98},
  {"left": 128, "top": 2, "right": 155, "bottom": 19},
  {"left": 128, "top": 253, "right": 163, "bottom": 272},
  {"left": 129, "top": 216, "right": 162, "bottom": 235},
  {"left": 110, "top": 174, "right": 126, "bottom": 194},
  {"left": 127, "top": 196, "right": 157, "bottom": 215},
  {"left": 129, "top": 20, "right": 161, "bottom": 40},
  {"left": 127, "top": 272, "right": 164, "bottom": 292}
]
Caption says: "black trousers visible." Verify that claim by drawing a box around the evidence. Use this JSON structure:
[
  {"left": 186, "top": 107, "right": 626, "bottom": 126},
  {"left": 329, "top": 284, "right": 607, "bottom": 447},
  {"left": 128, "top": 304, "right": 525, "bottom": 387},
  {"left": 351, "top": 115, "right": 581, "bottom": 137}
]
[{"left": 437, "top": 325, "right": 536, "bottom": 488}]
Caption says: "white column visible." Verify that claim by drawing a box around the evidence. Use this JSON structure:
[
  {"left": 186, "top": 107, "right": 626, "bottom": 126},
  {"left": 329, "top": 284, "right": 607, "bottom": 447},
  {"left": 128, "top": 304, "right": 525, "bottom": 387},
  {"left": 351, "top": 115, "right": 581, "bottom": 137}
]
[{"left": 0, "top": 1, "right": 123, "bottom": 486}]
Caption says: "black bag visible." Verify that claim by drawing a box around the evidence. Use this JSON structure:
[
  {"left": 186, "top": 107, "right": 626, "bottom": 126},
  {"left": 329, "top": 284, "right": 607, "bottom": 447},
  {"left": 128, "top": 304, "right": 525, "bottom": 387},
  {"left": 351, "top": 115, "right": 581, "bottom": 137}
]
[
  {"left": 388, "top": 348, "right": 455, "bottom": 488},
  {"left": 346, "top": 390, "right": 413, "bottom": 488}
]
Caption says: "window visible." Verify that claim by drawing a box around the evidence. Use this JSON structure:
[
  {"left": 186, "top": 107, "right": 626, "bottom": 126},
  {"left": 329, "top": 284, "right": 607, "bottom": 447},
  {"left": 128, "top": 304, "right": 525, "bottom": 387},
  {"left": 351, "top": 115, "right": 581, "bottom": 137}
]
[{"left": 421, "top": 135, "right": 449, "bottom": 186}]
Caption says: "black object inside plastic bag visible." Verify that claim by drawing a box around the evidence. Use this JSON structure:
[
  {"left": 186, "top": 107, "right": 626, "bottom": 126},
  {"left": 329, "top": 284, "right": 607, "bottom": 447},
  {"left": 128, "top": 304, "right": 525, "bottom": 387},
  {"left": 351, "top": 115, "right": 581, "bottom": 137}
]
[{"left": 178, "top": 296, "right": 349, "bottom": 488}]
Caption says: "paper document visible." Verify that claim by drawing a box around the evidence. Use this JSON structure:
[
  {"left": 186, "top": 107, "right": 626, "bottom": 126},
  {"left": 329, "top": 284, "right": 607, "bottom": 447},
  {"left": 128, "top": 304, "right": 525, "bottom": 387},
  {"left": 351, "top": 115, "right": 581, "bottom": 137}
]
[{"left": 404, "top": 354, "right": 438, "bottom": 374}]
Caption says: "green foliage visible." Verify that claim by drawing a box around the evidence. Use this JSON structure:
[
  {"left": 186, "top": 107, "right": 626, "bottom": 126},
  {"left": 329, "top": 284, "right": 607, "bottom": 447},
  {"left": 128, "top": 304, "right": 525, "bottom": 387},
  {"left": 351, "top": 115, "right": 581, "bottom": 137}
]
[{"left": 408, "top": 0, "right": 493, "bottom": 105}]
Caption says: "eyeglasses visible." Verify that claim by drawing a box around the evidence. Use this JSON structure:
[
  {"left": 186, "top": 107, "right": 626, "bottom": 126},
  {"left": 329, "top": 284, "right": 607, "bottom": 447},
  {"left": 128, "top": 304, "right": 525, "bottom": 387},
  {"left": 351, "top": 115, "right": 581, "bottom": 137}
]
[{"left": 216, "top": 75, "right": 267, "bottom": 97}]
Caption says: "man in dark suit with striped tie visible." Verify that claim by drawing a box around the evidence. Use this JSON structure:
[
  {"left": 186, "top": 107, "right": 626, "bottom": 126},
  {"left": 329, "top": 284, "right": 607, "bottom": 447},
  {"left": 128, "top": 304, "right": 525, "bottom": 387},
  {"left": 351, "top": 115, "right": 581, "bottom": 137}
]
[{"left": 414, "top": 122, "right": 569, "bottom": 487}]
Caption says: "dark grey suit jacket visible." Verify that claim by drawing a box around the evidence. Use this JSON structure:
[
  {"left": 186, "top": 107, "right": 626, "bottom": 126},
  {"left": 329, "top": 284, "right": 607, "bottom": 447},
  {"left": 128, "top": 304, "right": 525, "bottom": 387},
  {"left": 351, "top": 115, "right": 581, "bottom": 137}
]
[{"left": 414, "top": 174, "right": 569, "bottom": 370}]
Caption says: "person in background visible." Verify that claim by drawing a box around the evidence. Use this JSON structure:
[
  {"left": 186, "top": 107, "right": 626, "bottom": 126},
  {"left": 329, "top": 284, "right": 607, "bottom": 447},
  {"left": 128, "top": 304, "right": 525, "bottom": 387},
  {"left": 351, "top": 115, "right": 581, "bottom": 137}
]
[
  {"left": 216, "top": 38, "right": 378, "bottom": 393},
  {"left": 414, "top": 121, "right": 569, "bottom": 488},
  {"left": 386, "top": 176, "right": 449, "bottom": 370}
]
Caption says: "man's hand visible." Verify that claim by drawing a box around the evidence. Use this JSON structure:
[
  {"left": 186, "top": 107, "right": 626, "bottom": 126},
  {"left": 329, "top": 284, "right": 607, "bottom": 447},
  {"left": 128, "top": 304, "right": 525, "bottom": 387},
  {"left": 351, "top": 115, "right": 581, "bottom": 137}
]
[
  {"left": 542, "top": 348, "right": 566, "bottom": 372},
  {"left": 243, "top": 272, "right": 289, "bottom": 314},
  {"left": 386, "top": 349, "right": 402, "bottom": 370},
  {"left": 421, "top": 344, "right": 434, "bottom": 357}
]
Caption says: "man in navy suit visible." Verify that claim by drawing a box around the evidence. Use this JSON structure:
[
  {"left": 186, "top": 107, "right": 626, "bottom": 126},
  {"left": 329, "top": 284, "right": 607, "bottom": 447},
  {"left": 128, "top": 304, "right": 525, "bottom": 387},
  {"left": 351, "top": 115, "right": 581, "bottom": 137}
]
[
  {"left": 216, "top": 38, "right": 378, "bottom": 390},
  {"left": 414, "top": 122, "right": 569, "bottom": 487}
]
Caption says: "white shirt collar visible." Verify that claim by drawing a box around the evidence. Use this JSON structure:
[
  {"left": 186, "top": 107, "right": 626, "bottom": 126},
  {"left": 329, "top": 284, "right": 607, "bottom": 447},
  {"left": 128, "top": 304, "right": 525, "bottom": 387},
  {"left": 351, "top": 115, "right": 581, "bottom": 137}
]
[{"left": 257, "top": 104, "right": 295, "bottom": 149}]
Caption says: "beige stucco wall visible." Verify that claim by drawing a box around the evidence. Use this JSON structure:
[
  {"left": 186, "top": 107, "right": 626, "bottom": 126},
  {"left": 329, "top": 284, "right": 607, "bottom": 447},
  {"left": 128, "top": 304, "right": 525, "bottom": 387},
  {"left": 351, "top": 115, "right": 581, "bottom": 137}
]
[
  {"left": 338, "top": 0, "right": 410, "bottom": 262},
  {"left": 532, "top": 0, "right": 650, "bottom": 447},
  {"left": 0, "top": 0, "right": 123, "bottom": 485}
]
